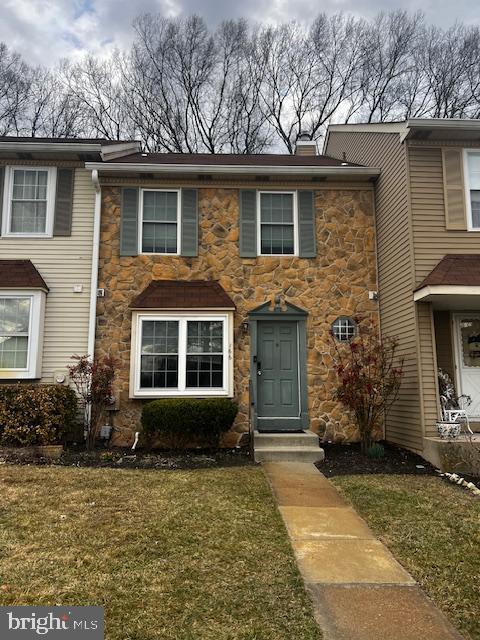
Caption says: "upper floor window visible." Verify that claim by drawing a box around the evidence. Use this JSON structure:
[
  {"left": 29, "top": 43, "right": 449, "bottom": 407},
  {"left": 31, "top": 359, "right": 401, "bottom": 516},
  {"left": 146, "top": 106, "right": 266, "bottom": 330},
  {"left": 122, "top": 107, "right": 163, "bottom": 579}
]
[
  {"left": 140, "top": 189, "right": 180, "bottom": 254},
  {"left": 466, "top": 152, "right": 480, "bottom": 229},
  {"left": 2, "top": 167, "right": 57, "bottom": 237},
  {"left": 258, "top": 192, "right": 297, "bottom": 255}
]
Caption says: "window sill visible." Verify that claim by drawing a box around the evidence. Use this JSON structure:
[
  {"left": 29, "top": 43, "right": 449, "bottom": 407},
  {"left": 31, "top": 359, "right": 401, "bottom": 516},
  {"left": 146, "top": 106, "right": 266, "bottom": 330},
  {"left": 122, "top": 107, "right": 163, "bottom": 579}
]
[
  {"left": 130, "top": 388, "right": 232, "bottom": 399},
  {"left": 0, "top": 371, "right": 39, "bottom": 380}
]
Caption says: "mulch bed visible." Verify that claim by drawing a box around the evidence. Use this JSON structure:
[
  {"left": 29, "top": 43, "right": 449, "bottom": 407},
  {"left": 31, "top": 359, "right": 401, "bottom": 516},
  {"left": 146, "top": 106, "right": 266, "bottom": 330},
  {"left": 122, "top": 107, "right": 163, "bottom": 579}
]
[
  {"left": 318, "top": 441, "right": 438, "bottom": 477},
  {"left": 0, "top": 446, "right": 253, "bottom": 470}
]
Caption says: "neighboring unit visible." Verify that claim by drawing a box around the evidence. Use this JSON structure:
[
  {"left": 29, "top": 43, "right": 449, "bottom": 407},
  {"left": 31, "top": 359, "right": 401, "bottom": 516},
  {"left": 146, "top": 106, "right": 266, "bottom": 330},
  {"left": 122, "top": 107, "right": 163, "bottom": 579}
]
[
  {"left": 86, "top": 142, "right": 380, "bottom": 454},
  {"left": 0, "top": 137, "right": 139, "bottom": 386},
  {"left": 325, "top": 118, "right": 480, "bottom": 466}
]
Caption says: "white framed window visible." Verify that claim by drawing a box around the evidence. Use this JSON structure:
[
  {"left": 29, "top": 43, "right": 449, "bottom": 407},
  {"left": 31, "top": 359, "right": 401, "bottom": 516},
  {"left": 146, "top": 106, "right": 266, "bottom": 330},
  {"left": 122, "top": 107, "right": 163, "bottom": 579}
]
[
  {"left": 465, "top": 151, "right": 480, "bottom": 230},
  {"left": 0, "top": 290, "right": 45, "bottom": 378},
  {"left": 257, "top": 191, "right": 298, "bottom": 256},
  {"left": 139, "top": 189, "right": 181, "bottom": 254},
  {"left": 130, "top": 311, "right": 234, "bottom": 398},
  {"left": 332, "top": 316, "right": 357, "bottom": 342},
  {"left": 2, "top": 166, "right": 57, "bottom": 237}
]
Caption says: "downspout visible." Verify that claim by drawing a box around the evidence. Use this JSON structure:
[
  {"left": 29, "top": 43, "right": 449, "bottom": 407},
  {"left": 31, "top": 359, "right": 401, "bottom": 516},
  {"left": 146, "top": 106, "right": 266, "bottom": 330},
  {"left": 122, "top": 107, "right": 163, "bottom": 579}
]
[{"left": 87, "top": 169, "right": 101, "bottom": 359}]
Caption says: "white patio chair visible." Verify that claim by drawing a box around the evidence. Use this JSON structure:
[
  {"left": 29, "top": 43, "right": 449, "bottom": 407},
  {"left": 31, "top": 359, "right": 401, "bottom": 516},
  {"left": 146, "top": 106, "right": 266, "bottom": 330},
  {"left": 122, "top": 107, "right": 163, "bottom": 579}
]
[{"left": 440, "top": 395, "right": 473, "bottom": 435}]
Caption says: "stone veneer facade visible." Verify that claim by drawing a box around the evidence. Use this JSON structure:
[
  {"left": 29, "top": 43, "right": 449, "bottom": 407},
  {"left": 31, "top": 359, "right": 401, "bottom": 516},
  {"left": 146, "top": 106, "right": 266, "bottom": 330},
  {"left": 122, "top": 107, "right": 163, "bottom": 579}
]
[{"left": 95, "top": 182, "right": 379, "bottom": 446}]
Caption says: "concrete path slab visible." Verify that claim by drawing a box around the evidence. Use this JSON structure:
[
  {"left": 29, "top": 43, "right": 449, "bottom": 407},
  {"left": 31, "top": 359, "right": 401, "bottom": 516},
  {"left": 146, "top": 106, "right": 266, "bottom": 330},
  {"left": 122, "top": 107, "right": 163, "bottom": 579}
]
[
  {"left": 262, "top": 462, "right": 463, "bottom": 640},
  {"left": 293, "top": 539, "right": 415, "bottom": 584},
  {"left": 308, "top": 584, "right": 464, "bottom": 640},
  {"left": 271, "top": 481, "right": 349, "bottom": 507},
  {"left": 279, "top": 506, "right": 375, "bottom": 540}
]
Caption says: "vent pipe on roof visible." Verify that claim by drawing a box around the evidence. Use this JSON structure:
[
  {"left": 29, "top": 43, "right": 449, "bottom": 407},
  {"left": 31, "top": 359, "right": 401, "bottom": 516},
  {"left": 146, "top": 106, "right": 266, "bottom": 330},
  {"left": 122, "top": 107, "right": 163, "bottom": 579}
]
[{"left": 295, "top": 131, "right": 317, "bottom": 156}]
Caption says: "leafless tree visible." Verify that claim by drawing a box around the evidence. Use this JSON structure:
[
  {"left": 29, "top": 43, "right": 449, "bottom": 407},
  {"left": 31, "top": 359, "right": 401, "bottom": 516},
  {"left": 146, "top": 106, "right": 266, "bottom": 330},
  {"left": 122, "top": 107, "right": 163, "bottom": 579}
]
[
  {"left": 66, "top": 54, "right": 134, "bottom": 140},
  {"left": 0, "top": 44, "right": 30, "bottom": 135},
  {"left": 1, "top": 11, "right": 480, "bottom": 150}
]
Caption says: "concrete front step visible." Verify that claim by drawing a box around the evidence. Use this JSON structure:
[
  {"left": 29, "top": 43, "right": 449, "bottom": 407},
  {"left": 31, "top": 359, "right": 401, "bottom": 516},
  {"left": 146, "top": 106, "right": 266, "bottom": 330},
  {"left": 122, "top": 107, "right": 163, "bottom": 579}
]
[
  {"left": 255, "top": 446, "right": 325, "bottom": 463},
  {"left": 254, "top": 430, "right": 320, "bottom": 448}
]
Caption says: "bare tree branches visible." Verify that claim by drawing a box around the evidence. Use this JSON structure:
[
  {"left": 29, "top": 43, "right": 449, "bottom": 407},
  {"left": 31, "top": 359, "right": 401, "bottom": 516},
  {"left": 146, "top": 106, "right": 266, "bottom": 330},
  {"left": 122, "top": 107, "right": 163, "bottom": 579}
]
[{"left": 1, "top": 11, "right": 480, "bottom": 150}]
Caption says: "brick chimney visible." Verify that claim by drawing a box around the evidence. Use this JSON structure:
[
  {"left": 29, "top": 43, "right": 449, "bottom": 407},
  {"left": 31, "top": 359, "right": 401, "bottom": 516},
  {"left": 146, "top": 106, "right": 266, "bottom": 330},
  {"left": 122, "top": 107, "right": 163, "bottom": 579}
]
[{"left": 295, "top": 131, "right": 317, "bottom": 156}]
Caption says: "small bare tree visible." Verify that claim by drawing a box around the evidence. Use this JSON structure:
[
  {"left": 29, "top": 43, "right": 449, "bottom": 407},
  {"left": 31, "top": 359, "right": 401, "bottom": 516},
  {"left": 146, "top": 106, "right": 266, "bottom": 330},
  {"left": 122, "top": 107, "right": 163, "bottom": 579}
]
[{"left": 331, "top": 319, "right": 404, "bottom": 454}]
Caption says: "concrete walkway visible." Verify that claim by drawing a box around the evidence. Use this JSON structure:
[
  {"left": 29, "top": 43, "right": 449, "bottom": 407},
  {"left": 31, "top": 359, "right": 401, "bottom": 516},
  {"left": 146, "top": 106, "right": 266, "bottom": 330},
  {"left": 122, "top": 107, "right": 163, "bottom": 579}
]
[{"left": 263, "top": 462, "right": 464, "bottom": 640}]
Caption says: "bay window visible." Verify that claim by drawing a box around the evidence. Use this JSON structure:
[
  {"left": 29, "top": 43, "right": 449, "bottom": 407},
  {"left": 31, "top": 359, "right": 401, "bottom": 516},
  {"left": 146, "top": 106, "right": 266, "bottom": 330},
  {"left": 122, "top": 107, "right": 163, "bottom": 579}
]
[
  {"left": 131, "top": 312, "right": 233, "bottom": 397},
  {"left": 0, "top": 290, "right": 45, "bottom": 378}
]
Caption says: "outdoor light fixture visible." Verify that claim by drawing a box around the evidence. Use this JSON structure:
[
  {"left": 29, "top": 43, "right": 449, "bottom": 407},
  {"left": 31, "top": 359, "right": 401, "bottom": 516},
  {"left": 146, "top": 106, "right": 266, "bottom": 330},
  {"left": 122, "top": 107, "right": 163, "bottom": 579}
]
[{"left": 242, "top": 321, "right": 249, "bottom": 334}]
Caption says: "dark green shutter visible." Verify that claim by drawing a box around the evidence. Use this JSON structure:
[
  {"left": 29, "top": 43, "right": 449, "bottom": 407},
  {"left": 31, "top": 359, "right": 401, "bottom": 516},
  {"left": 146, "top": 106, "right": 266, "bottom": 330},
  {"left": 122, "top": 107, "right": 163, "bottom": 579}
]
[
  {"left": 0, "top": 167, "right": 4, "bottom": 237},
  {"left": 53, "top": 168, "right": 74, "bottom": 236},
  {"left": 181, "top": 189, "right": 198, "bottom": 256},
  {"left": 298, "top": 190, "right": 316, "bottom": 258},
  {"left": 239, "top": 190, "right": 257, "bottom": 257},
  {"left": 120, "top": 188, "right": 139, "bottom": 256}
]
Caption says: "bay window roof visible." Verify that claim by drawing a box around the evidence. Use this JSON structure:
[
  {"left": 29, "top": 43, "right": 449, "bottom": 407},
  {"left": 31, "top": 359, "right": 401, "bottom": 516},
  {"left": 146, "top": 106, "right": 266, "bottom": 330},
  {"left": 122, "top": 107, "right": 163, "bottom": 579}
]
[
  {"left": 0, "top": 259, "right": 48, "bottom": 291},
  {"left": 130, "top": 280, "right": 236, "bottom": 310}
]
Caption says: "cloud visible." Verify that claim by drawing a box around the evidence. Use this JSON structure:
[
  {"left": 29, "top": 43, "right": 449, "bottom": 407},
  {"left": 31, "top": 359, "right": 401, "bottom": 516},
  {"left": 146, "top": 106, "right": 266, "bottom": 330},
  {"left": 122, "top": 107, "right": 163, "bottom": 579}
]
[{"left": 0, "top": 0, "right": 478, "bottom": 65}]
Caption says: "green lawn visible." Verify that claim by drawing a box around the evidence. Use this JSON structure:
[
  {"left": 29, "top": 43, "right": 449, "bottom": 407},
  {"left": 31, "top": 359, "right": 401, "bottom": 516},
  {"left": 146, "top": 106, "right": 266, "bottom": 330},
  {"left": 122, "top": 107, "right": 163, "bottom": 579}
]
[
  {"left": 0, "top": 465, "right": 321, "bottom": 640},
  {"left": 332, "top": 474, "right": 480, "bottom": 640}
]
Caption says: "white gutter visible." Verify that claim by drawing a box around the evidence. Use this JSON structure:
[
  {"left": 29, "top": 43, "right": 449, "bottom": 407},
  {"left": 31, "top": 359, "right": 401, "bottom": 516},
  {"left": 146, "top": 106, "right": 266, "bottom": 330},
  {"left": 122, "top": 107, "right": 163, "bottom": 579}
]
[
  {"left": 85, "top": 161, "right": 381, "bottom": 178},
  {"left": 87, "top": 169, "right": 101, "bottom": 359},
  {"left": 0, "top": 142, "right": 103, "bottom": 153},
  {"left": 414, "top": 284, "right": 480, "bottom": 301}
]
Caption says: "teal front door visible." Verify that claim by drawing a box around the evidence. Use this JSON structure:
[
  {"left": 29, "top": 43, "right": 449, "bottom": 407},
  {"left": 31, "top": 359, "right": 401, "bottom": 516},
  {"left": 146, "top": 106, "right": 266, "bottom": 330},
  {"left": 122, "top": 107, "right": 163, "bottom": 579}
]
[{"left": 256, "top": 321, "right": 301, "bottom": 431}]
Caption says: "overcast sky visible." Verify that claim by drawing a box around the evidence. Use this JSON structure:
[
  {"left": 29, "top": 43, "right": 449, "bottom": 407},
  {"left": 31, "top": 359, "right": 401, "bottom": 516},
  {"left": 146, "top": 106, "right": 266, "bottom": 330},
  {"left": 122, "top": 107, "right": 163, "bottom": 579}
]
[{"left": 1, "top": 0, "right": 478, "bottom": 64}]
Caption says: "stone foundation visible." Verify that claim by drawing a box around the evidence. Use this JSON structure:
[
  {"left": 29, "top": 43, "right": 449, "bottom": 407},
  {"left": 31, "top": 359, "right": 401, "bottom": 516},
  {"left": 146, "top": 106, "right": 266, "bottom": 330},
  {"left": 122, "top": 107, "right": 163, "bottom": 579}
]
[{"left": 96, "top": 185, "right": 379, "bottom": 447}]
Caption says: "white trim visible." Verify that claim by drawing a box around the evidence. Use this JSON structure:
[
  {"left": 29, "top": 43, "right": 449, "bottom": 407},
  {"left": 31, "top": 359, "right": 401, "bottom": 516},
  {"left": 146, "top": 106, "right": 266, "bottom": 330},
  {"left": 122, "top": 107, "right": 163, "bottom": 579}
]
[
  {"left": 0, "top": 142, "right": 103, "bottom": 153},
  {"left": 257, "top": 190, "right": 298, "bottom": 257},
  {"left": 87, "top": 170, "right": 101, "bottom": 360},
  {"left": 2, "top": 165, "right": 57, "bottom": 237},
  {"left": 130, "top": 311, "right": 234, "bottom": 398},
  {"left": 325, "top": 118, "right": 480, "bottom": 151},
  {"left": 138, "top": 188, "right": 181, "bottom": 256},
  {"left": 0, "top": 289, "right": 45, "bottom": 379},
  {"left": 414, "top": 285, "right": 480, "bottom": 301},
  {"left": 85, "top": 161, "right": 381, "bottom": 178}
]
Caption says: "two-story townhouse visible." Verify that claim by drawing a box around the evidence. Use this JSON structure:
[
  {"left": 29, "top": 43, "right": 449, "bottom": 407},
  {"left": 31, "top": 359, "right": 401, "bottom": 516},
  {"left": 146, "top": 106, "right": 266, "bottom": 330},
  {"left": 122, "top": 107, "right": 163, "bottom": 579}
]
[
  {"left": 325, "top": 119, "right": 480, "bottom": 467},
  {"left": 0, "top": 137, "right": 139, "bottom": 392},
  {"left": 86, "top": 140, "right": 380, "bottom": 459}
]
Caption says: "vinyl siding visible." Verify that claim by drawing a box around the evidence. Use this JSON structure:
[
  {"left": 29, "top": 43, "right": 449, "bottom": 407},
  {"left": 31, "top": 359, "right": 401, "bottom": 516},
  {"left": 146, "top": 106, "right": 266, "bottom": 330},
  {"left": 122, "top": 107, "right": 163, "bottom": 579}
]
[
  {"left": 326, "top": 131, "right": 422, "bottom": 450},
  {"left": 0, "top": 163, "right": 95, "bottom": 383},
  {"left": 408, "top": 142, "right": 480, "bottom": 285}
]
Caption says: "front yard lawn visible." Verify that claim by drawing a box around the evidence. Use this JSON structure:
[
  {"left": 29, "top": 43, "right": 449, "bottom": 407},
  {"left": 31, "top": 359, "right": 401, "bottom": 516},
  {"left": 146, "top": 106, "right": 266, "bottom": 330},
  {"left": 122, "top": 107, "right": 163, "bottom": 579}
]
[
  {"left": 332, "top": 475, "right": 480, "bottom": 640},
  {"left": 0, "top": 465, "right": 321, "bottom": 640}
]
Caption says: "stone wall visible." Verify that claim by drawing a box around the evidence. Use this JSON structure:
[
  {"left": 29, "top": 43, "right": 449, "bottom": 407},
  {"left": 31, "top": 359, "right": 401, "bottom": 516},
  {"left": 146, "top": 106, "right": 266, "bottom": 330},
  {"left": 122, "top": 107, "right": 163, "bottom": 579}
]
[{"left": 96, "top": 185, "right": 379, "bottom": 446}]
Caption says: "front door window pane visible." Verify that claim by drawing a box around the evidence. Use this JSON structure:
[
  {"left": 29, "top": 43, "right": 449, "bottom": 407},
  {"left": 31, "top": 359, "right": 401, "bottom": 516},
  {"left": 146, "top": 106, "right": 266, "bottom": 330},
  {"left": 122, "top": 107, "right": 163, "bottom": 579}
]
[
  {"left": 186, "top": 320, "right": 224, "bottom": 388},
  {"left": 140, "top": 320, "right": 179, "bottom": 388},
  {"left": 0, "top": 298, "right": 30, "bottom": 369},
  {"left": 142, "top": 191, "right": 178, "bottom": 253},
  {"left": 11, "top": 170, "right": 48, "bottom": 233},
  {"left": 460, "top": 318, "right": 480, "bottom": 367},
  {"left": 260, "top": 193, "right": 294, "bottom": 254}
]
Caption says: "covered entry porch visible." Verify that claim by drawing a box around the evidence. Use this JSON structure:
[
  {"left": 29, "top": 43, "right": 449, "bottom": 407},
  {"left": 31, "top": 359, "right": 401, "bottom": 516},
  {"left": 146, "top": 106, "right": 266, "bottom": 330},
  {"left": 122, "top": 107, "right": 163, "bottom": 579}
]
[{"left": 414, "top": 255, "right": 480, "bottom": 469}]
